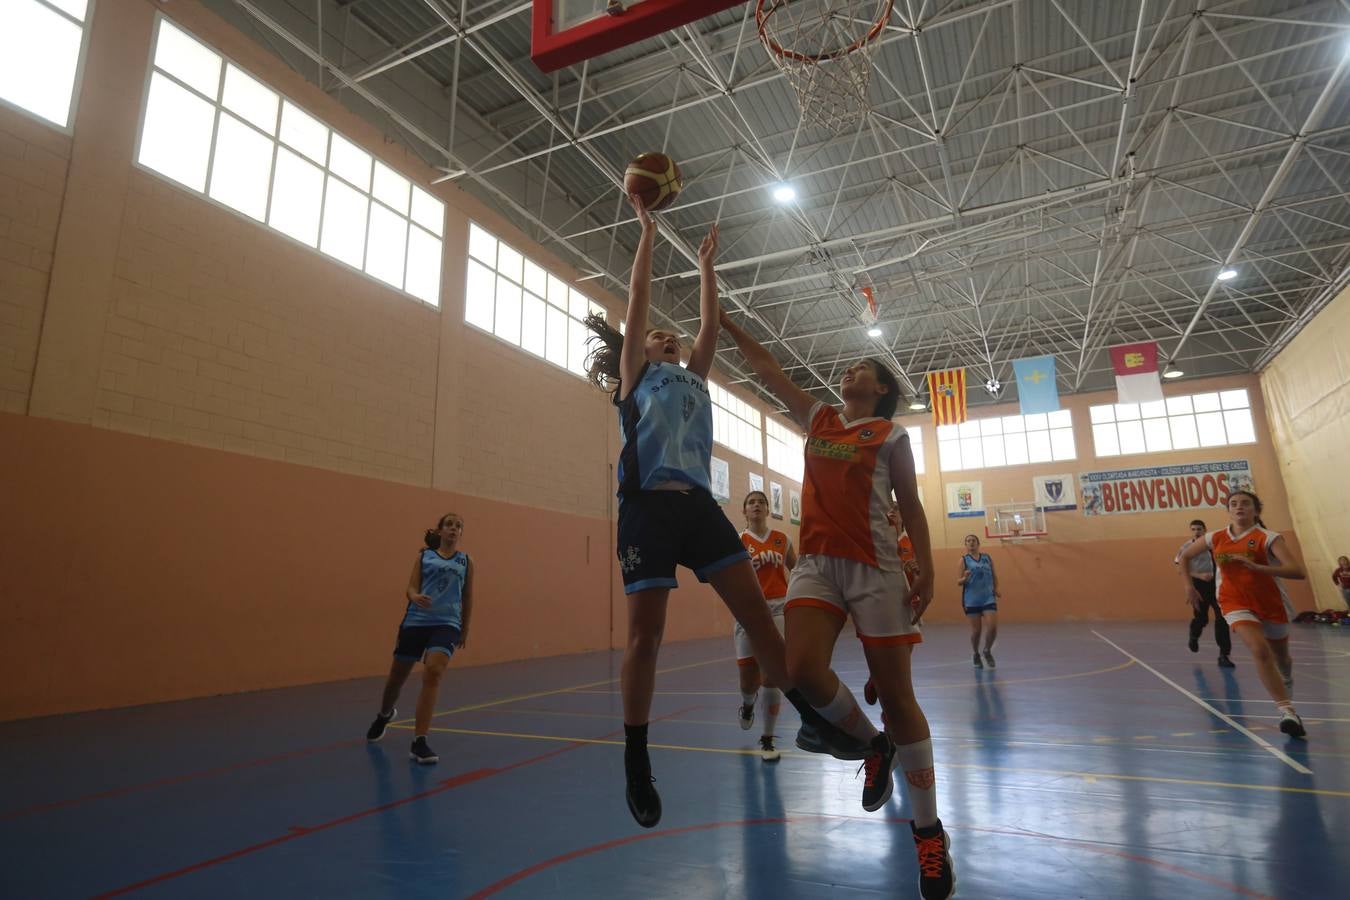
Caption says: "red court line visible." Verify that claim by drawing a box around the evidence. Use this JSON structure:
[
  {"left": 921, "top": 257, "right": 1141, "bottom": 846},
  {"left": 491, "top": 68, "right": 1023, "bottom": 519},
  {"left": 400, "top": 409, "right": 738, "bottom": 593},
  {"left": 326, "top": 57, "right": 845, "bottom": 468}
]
[
  {"left": 467, "top": 814, "right": 1273, "bottom": 899},
  {"left": 93, "top": 706, "right": 700, "bottom": 897},
  {"left": 0, "top": 737, "right": 365, "bottom": 822}
]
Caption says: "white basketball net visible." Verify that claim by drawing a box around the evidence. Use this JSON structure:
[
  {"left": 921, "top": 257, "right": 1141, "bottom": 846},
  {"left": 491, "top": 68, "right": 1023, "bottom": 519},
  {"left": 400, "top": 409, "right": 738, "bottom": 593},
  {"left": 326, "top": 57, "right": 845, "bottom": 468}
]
[{"left": 757, "top": 0, "right": 893, "bottom": 132}]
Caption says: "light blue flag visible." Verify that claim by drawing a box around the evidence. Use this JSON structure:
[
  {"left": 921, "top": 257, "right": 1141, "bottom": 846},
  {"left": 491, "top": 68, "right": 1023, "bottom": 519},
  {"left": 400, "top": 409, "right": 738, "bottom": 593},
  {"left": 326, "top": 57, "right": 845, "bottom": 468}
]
[{"left": 1012, "top": 356, "right": 1060, "bottom": 415}]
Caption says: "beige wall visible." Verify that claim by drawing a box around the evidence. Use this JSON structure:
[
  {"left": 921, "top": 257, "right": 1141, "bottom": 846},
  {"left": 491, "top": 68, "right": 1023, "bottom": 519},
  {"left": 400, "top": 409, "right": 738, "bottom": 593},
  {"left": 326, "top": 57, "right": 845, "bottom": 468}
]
[
  {"left": 1261, "top": 284, "right": 1350, "bottom": 610},
  {"left": 0, "top": 0, "right": 1323, "bottom": 720},
  {"left": 0, "top": 105, "right": 69, "bottom": 413}
]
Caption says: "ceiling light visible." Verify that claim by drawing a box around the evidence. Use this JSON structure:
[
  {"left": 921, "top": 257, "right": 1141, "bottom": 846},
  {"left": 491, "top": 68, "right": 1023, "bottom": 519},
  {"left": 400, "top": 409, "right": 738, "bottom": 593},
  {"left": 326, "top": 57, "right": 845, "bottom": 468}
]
[
  {"left": 772, "top": 184, "right": 796, "bottom": 203},
  {"left": 866, "top": 326, "right": 882, "bottom": 338},
  {"left": 909, "top": 401, "right": 927, "bottom": 411},
  {"left": 1163, "top": 368, "right": 1184, "bottom": 379},
  {"left": 985, "top": 378, "right": 1001, "bottom": 395},
  {"left": 1217, "top": 268, "right": 1237, "bottom": 281}
]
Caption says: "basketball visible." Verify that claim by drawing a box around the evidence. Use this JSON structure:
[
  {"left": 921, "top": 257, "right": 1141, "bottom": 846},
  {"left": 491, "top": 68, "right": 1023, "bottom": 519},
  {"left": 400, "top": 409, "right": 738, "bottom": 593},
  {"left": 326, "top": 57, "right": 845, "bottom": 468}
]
[{"left": 624, "top": 152, "right": 682, "bottom": 211}]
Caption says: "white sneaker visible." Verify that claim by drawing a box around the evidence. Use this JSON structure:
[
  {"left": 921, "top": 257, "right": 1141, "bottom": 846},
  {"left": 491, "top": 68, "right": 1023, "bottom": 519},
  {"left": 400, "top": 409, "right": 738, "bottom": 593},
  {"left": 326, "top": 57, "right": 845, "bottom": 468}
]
[
  {"left": 738, "top": 700, "right": 755, "bottom": 731},
  {"left": 759, "top": 735, "right": 781, "bottom": 762},
  {"left": 1278, "top": 708, "right": 1306, "bottom": 738}
]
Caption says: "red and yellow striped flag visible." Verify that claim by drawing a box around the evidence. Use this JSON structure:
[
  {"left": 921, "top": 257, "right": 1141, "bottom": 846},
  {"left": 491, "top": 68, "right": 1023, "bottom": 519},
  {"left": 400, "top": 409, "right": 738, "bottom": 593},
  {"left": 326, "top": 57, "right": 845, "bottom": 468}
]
[{"left": 927, "top": 368, "right": 967, "bottom": 426}]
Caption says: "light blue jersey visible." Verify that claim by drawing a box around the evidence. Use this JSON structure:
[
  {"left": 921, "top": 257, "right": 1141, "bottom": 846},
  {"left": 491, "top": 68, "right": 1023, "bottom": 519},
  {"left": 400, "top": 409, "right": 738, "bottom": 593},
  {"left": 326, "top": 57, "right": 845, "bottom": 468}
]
[
  {"left": 402, "top": 549, "right": 468, "bottom": 628},
  {"left": 615, "top": 361, "right": 713, "bottom": 494},
  {"left": 961, "top": 553, "right": 996, "bottom": 610}
]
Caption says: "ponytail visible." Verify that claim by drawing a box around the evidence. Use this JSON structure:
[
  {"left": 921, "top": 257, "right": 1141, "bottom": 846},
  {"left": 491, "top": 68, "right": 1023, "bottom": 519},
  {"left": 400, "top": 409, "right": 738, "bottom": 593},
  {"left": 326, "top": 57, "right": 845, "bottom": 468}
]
[
  {"left": 583, "top": 312, "right": 625, "bottom": 394},
  {"left": 424, "top": 529, "right": 440, "bottom": 550}
]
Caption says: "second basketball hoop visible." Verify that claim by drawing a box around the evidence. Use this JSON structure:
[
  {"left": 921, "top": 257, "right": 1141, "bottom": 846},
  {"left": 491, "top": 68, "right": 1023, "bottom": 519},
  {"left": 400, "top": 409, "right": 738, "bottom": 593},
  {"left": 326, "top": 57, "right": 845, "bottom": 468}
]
[{"left": 756, "top": 0, "right": 893, "bottom": 131}]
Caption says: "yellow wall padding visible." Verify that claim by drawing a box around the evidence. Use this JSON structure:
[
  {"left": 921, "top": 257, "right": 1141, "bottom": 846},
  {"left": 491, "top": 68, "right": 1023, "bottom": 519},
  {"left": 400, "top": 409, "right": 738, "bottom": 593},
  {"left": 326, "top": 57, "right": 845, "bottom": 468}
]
[{"left": 1261, "top": 285, "right": 1350, "bottom": 610}]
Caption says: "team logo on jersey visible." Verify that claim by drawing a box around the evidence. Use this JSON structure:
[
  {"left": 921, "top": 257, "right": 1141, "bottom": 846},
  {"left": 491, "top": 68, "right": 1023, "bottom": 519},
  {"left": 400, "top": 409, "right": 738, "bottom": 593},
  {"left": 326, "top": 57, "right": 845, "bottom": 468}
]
[
  {"left": 807, "top": 436, "right": 859, "bottom": 460},
  {"left": 773, "top": 538, "right": 784, "bottom": 546},
  {"left": 620, "top": 546, "right": 643, "bottom": 573},
  {"left": 681, "top": 395, "right": 695, "bottom": 422},
  {"left": 860, "top": 429, "right": 875, "bottom": 441}
]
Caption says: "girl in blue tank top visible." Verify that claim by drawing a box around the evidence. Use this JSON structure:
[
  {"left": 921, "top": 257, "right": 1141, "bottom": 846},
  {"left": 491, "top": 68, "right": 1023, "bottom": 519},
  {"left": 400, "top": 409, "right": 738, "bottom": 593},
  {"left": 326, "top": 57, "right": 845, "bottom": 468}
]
[
  {"left": 363, "top": 513, "right": 474, "bottom": 765},
  {"left": 958, "top": 534, "right": 1000, "bottom": 669},
  {"left": 580, "top": 193, "right": 860, "bottom": 828}
]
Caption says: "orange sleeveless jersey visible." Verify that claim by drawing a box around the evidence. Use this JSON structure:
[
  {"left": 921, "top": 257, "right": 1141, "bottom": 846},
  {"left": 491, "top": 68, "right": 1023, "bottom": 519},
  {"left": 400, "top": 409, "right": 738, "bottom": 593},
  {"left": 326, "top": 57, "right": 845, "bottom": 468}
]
[
  {"left": 799, "top": 403, "right": 906, "bottom": 570},
  {"left": 741, "top": 529, "right": 791, "bottom": 600},
  {"left": 1207, "top": 526, "right": 1292, "bottom": 623}
]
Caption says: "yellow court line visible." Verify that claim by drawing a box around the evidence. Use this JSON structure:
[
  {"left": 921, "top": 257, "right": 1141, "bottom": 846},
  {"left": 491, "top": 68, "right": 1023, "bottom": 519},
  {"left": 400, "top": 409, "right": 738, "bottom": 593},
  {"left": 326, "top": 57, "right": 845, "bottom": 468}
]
[
  {"left": 571, "top": 658, "right": 1137, "bottom": 696},
  {"left": 391, "top": 723, "right": 1350, "bottom": 798},
  {"left": 390, "top": 654, "right": 734, "bottom": 727}
]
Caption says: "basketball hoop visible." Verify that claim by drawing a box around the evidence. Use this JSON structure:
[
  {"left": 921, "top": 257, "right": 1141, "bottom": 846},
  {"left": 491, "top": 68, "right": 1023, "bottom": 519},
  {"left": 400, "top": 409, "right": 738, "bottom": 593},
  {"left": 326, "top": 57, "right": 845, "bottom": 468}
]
[{"left": 757, "top": 0, "right": 893, "bottom": 131}]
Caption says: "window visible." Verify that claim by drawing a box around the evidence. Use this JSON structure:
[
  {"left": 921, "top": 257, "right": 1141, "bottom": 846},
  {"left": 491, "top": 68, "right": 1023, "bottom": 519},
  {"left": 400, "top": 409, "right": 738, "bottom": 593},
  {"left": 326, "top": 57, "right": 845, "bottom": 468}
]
[
  {"left": 466, "top": 222, "right": 603, "bottom": 378},
  {"left": 0, "top": 0, "right": 90, "bottom": 129},
  {"left": 136, "top": 18, "right": 444, "bottom": 304},
  {"left": 938, "top": 410, "right": 1075, "bottom": 472},
  {"left": 1090, "top": 389, "right": 1255, "bottom": 457},
  {"left": 709, "top": 381, "right": 763, "bottom": 463},
  {"left": 765, "top": 417, "right": 804, "bottom": 483}
]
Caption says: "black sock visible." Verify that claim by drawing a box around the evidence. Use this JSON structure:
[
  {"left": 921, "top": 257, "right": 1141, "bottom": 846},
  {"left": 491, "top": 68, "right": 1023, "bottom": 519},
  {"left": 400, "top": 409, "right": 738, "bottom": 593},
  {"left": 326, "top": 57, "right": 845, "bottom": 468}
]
[
  {"left": 784, "top": 688, "right": 826, "bottom": 727},
  {"left": 624, "top": 723, "right": 650, "bottom": 778}
]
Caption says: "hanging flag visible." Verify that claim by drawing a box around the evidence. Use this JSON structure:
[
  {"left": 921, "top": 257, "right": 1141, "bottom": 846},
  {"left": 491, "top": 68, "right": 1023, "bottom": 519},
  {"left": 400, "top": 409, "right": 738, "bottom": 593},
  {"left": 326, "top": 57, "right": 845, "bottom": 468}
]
[
  {"left": 1110, "top": 341, "right": 1163, "bottom": 403},
  {"left": 1012, "top": 356, "right": 1060, "bottom": 415},
  {"left": 927, "top": 368, "right": 967, "bottom": 426}
]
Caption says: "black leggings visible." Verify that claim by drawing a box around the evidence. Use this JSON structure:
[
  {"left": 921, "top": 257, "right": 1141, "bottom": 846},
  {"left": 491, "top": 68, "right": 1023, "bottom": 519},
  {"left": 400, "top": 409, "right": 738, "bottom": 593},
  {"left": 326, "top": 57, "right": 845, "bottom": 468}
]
[{"left": 1188, "top": 577, "right": 1231, "bottom": 655}]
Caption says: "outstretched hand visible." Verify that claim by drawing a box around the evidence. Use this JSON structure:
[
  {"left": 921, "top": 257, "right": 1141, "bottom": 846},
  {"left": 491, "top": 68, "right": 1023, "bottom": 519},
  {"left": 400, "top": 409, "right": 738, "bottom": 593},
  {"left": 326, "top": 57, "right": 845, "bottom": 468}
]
[
  {"left": 698, "top": 223, "right": 718, "bottom": 267},
  {"left": 629, "top": 192, "right": 654, "bottom": 231}
]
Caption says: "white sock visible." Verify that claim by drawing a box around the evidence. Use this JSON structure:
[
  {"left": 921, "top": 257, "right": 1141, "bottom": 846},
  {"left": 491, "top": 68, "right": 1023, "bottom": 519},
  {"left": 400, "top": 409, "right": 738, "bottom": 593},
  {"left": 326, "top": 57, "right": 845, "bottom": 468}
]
[
  {"left": 895, "top": 738, "right": 938, "bottom": 829},
  {"left": 761, "top": 687, "right": 781, "bottom": 737},
  {"left": 1276, "top": 700, "right": 1298, "bottom": 716},
  {"left": 740, "top": 689, "right": 758, "bottom": 707},
  {"left": 814, "top": 682, "right": 879, "bottom": 743}
]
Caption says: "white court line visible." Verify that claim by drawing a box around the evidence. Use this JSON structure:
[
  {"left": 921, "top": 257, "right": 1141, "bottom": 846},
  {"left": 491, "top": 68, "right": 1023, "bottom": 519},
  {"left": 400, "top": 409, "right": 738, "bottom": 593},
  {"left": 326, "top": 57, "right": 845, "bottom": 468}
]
[{"left": 1092, "top": 630, "right": 1313, "bottom": 775}]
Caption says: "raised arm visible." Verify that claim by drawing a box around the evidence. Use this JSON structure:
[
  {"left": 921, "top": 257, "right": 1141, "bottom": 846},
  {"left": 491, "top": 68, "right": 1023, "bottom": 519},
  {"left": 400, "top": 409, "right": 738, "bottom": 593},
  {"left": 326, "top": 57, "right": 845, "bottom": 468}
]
[
  {"left": 618, "top": 195, "right": 657, "bottom": 400},
  {"left": 685, "top": 224, "right": 719, "bottom": 379},
  {"left": 719, "top": 310, "right": 818, "bottom": 429},
  {"left": 889, "top": 435, "right": 934, "bottom": 625}
]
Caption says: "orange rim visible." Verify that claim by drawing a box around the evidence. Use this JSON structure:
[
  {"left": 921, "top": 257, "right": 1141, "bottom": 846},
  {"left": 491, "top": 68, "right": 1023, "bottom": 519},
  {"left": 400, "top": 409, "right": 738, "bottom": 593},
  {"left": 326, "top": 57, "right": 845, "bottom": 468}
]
[{"left": 756, "top": 0, "right": 894, "bottom": 64}]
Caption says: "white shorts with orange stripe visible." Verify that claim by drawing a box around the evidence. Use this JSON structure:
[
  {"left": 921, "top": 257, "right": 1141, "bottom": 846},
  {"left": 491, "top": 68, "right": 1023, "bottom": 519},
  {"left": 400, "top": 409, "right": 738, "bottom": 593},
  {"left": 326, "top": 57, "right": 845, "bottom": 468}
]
[
  {"left": 733, "top": 598, "right": 786, "bottom": 663},
  {"left": 1224, "top": 608, "right": 1290, "bottom": 640},
  {"left": 785, "top": 554, "right": 921, "bottom": 646}
]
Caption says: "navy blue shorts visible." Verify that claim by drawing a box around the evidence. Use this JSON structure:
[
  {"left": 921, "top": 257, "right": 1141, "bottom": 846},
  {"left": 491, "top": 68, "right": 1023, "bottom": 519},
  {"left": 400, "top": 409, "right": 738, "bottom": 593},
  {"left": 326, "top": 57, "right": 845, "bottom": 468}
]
[
  {"left": 393, "top": 624, "right": 461, "bottom": 661},
  {"left": 963, "top": 604, "right": 997, "bottom": 616},
  {"left": 616, "top": 489, "right": 748, "bottom": 595}
]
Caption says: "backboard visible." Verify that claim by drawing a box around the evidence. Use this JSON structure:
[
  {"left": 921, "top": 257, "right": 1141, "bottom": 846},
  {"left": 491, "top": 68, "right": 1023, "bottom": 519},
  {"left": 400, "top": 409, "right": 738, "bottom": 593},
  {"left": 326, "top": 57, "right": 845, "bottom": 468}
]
[
  {"left": 532, "top": 0, "right": 745, "bottom": 72},
  {"left": 984, "top": 500, "right": 1047, "bottom": 543}
]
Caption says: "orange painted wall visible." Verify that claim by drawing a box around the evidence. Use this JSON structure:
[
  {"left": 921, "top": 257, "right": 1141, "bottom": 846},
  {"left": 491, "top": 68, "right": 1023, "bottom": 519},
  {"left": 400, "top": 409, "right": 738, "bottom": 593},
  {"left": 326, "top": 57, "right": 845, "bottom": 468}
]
[
  {"left": 900, "top": 373, "right": 1314, "bottom": 624},
  {"left": 0, "top": 0, "right": 1317, "bottom": 721}
]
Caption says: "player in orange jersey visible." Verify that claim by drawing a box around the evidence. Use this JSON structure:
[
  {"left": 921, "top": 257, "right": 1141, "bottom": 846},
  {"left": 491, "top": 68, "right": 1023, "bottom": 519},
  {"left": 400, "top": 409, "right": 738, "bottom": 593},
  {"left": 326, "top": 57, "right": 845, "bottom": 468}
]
[
  {"left": 1177, "top": 489, "right": 1309, "bottom": 737},
  {"left": 735, "top": 490, "right": 798, "bottom": 761},
  {"left": 721, "top": 311, "right": 954, "bottom": 900}
]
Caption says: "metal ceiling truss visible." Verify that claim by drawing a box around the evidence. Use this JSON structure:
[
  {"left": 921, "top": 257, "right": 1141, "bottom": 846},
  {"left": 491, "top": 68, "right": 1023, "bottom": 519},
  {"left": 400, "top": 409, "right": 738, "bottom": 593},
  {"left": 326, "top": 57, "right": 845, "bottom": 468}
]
[{"left": 215, "top": 0, "right": 1350, "bottom": 409}]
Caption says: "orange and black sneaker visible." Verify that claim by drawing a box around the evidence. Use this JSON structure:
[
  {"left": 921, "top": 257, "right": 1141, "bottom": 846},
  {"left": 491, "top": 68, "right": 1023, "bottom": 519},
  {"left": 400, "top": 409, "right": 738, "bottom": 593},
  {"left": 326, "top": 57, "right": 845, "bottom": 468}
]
[
  {"left": 911, "top": 819, "right": 956, "bottom": 899},
  {"left": 859, "top": 733, "right": 896, "bottom": 812}
]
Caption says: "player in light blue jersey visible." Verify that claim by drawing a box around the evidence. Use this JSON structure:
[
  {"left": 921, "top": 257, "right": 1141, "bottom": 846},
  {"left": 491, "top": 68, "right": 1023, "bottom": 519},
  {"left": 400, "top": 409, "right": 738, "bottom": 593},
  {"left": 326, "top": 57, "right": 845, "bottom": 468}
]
[
  {"left": 958, "top": 534, "right": 999, "bottom": 669},
  {"left": 582, "top": 194, "right": 865, "bottom": 828},
  {"left": 365, "top": 513, "right": 474, "bottom": 765}
]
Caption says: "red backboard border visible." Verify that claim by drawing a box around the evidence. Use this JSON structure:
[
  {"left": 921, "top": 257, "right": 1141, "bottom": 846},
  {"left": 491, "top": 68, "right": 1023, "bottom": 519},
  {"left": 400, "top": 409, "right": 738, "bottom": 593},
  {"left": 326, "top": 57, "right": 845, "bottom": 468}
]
[{"left": 532, "top": 0, "right": 746, "bottom": 73}]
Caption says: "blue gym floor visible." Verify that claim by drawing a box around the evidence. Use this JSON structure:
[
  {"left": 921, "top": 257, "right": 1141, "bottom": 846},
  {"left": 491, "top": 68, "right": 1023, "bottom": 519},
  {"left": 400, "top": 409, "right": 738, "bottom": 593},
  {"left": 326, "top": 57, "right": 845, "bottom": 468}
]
[{"left": 2, "top": 623, "right": 1347, "bottom": 898}]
